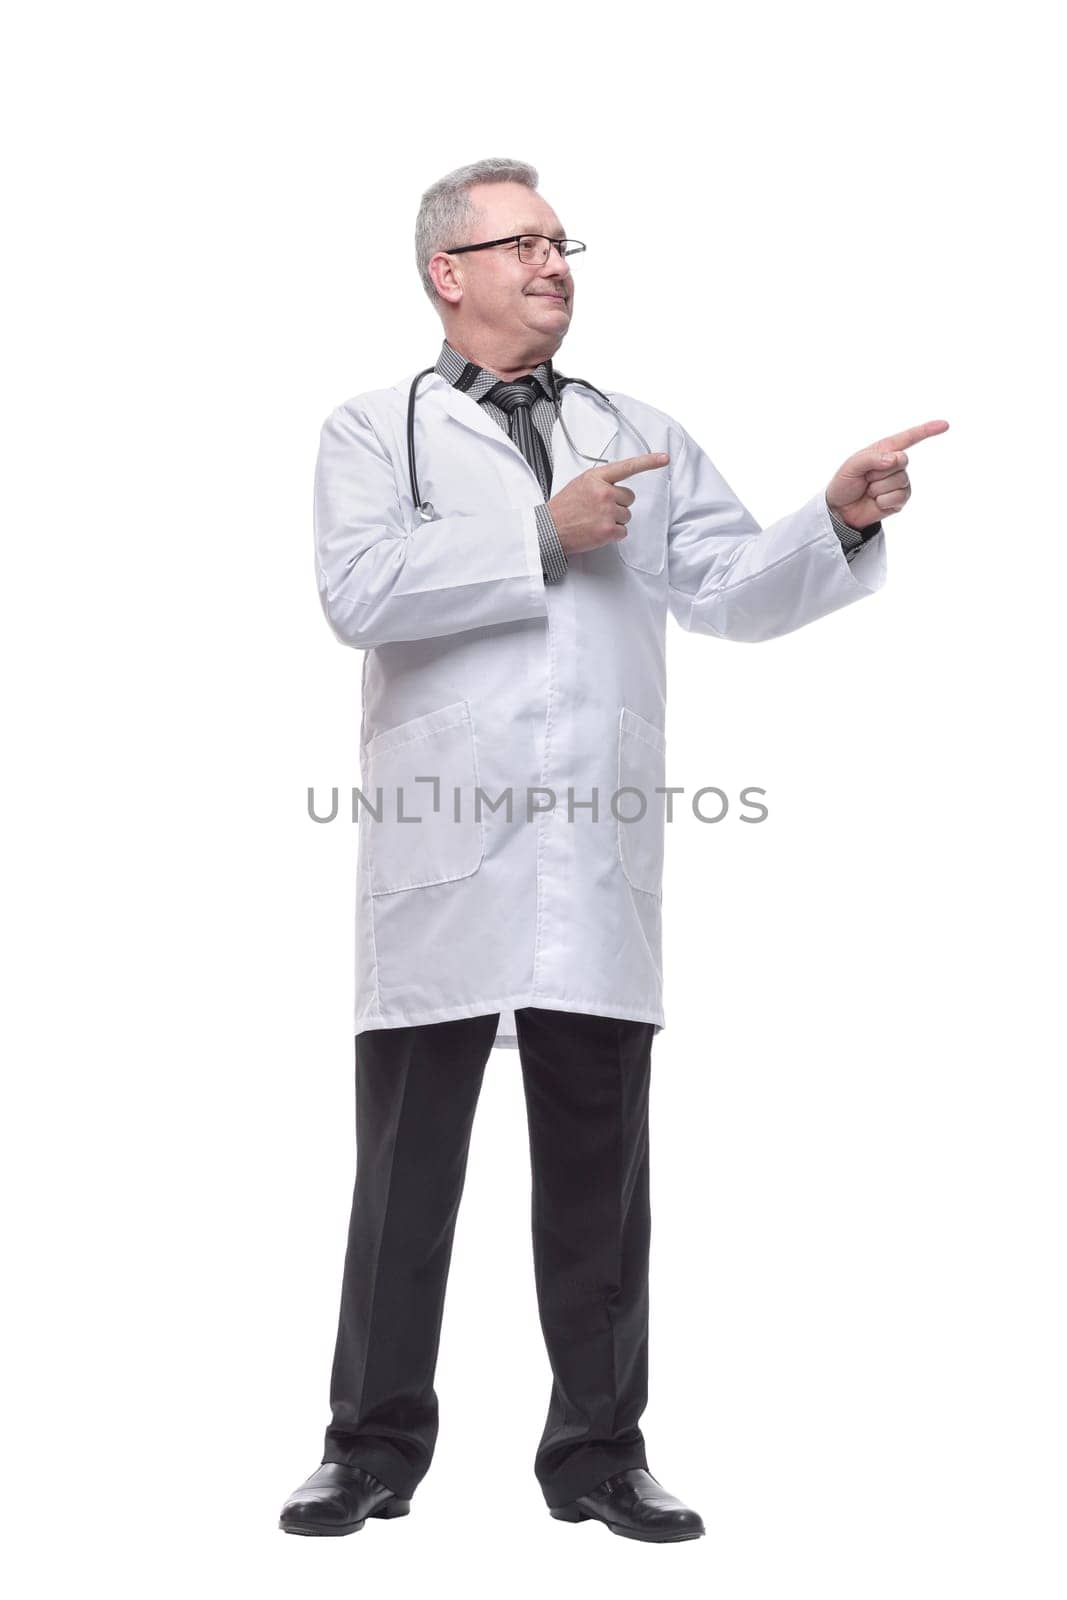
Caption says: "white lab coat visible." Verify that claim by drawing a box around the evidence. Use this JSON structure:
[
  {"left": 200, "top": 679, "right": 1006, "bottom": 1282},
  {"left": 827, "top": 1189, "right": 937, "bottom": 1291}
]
[{"left": 313, "top": 369, "right": 887, "bottom": 1051}]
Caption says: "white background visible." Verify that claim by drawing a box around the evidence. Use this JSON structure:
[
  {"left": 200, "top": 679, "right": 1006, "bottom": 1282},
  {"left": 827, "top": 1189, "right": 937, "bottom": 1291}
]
[{"left": 3, "top": 1, "right": 1064, "bottom": 1595}]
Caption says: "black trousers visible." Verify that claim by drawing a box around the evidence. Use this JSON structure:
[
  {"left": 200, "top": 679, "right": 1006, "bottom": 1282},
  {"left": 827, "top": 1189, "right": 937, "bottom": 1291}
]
[{"left": 320, "top": 1005, "right": 655, "bottom": 1509}]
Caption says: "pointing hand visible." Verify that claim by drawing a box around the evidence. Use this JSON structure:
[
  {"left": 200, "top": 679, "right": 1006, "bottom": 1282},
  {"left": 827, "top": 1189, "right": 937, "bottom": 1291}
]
[
  {"left": 548, "top": 452, "right": 670, "bottom": 557},
  {"left": 826, "top": 420, "right": 949, "bottom": 531}
]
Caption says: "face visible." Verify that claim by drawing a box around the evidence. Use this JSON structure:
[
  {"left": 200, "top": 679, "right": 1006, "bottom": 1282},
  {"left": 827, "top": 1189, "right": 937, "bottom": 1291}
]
[{"left": 430, "top": 182, "right": 575, "bottom": 360}]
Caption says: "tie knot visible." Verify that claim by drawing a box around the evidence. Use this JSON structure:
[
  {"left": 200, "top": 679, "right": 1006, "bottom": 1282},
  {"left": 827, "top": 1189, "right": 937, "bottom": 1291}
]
[{"left": 485, "top": 376, "right": 540, "bottom": 414}]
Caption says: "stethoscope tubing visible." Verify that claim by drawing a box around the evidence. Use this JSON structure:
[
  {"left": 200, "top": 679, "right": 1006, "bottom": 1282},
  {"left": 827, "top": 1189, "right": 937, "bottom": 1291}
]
[{"left": 406, "top": 367, "right": 653, "bottom": 522}]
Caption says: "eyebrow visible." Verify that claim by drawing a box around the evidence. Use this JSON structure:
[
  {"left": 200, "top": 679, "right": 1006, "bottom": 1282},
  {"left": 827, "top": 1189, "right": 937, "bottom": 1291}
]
[{"left": 515, "top": 226, "right": 568, "bottom": 238}]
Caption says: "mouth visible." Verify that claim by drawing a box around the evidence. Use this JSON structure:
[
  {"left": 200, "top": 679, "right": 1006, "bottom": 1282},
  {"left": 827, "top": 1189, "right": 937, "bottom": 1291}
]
[{"left": 529, "top": 292, "right": 568, "bottom": 303}]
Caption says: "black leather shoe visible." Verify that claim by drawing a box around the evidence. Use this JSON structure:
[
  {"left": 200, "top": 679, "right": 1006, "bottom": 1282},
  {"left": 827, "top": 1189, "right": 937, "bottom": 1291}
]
[
  {"left": 549, "top": 1467, "right": 705, "bottom": 1542},
  {"left": 279, "top": 1463, "right": 411, "bottom": 1536}
]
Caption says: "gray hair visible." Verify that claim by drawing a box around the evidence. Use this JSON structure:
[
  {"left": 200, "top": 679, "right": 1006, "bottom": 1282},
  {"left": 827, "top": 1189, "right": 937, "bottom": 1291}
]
[{"left": 415, "top": 157, "right": 539, "bottom": 311}]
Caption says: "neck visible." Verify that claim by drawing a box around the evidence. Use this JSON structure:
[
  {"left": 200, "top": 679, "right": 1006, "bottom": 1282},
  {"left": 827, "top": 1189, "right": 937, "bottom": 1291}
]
[{"left": 445, "top": 333, "right": 557, "bottom": 383}]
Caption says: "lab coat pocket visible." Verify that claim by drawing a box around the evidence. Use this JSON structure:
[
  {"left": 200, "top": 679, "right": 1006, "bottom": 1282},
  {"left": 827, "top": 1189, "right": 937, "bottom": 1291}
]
[
  {"left": 364, "top": 699, "right": 486, "bottom": 896},
  {"left": 617, "top": 706, "right": 667, "bottom": 898},
  {"left": 615, "top": 463, "right": 668, "bottom": 575}
]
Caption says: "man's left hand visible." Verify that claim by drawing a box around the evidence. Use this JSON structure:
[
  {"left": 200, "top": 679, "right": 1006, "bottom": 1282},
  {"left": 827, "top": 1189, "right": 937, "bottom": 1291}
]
[{"left": 826, "top": 419, "right": 950, "bottom": 531}]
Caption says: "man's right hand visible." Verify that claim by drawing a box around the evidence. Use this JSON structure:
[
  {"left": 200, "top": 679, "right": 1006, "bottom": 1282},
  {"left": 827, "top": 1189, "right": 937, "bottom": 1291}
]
[{"left": 547, "top": 453, "right": 670, "bottom": 558}]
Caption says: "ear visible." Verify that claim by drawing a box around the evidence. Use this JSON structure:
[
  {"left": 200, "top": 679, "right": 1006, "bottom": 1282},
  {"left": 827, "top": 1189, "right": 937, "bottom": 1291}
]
[{"left": 429, "top": 252, "right": 462, "bottom": 306}]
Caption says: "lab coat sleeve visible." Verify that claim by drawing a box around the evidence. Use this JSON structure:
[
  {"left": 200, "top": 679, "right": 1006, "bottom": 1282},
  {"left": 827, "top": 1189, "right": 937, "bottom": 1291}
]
[
  {"left": 314, "top": 402, "right": 548, "bottom": 649},
  {"left": 666, "top": 419, "right": 887, "bottom": 642}
]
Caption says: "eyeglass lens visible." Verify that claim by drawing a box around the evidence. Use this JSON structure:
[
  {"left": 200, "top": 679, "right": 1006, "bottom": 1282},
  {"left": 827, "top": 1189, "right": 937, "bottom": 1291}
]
[{"left": 518, "top": 236, "right": 582, "bottom": 264}]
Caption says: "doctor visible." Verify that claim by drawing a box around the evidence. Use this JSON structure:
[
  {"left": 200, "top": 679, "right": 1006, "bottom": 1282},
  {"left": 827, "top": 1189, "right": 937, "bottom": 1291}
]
[{"left": 280, "top": 157, "right": 948, "bottom": 1543}]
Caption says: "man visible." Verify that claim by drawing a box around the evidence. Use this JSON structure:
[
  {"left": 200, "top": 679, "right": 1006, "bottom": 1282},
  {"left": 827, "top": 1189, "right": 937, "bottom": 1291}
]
[{"left": 280, "top": 157, "right": 947, "bottom": 1543}]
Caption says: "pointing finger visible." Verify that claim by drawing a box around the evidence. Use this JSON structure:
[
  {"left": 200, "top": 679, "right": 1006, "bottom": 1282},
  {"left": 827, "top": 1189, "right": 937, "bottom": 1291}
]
[
  {"left": 600, "top": 452, "right": 670, "bottom": 483},
  {"left": 881, "top": 419, "right": 950, "bottom": 451}
]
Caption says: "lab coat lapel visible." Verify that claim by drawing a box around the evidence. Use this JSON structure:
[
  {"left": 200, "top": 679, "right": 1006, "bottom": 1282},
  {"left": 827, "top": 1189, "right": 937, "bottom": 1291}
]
[{"left": 407, "top": 371, "right": 621, "bottom": 491}]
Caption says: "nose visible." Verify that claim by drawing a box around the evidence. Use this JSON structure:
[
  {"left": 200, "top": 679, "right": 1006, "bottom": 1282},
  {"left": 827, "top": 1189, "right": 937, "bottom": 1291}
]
[{"left": 539, "top": 247, "right": 572, "bottom": 287}]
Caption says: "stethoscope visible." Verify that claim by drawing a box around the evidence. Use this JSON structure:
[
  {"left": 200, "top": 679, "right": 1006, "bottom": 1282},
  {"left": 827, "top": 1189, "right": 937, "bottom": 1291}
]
[{"left": 406, "top": 365, "right": 655, "bottom": 522}]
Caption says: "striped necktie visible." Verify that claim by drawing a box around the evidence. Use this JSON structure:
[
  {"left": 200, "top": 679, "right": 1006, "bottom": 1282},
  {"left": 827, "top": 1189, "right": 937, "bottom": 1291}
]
[{"left": 482, "top": 376, "right": 555, "bottom": 498}]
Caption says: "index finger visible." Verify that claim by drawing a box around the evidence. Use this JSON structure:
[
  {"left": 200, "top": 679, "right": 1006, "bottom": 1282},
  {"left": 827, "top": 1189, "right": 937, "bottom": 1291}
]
[
  {"left": 599, "top": 452, "right": 670, "bottom": 483},
  {"left": 881, "top": 419, "right": 950, "bottom": 451}
]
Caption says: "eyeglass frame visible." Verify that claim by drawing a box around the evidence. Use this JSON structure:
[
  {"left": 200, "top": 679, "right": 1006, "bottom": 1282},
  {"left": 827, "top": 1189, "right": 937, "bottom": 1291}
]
[{"left": 442, "top": 234, "right": 586, "bottom": 263}]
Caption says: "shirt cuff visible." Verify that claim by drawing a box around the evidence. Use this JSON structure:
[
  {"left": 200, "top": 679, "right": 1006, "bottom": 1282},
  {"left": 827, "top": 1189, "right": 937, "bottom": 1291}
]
[
  {"left": 826, "top": 495, "right": 884, "bottom": 564},
  {"left": 535, "top": 502, "right": 568, "bottom": 583}
]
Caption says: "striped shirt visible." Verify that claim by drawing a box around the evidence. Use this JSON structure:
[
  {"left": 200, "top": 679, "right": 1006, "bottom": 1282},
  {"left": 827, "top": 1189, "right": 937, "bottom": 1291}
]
[{"left": 433, "top": 338, "right": 881, "bottom": 583}]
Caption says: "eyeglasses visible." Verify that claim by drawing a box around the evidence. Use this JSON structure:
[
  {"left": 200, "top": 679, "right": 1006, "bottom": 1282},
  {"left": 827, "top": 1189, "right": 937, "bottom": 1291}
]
[{"left": 444, "top": 234, "right": 586, "bottom": 266}]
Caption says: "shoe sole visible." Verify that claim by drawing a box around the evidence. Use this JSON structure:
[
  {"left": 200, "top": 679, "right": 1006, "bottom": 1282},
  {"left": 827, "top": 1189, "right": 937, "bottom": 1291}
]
[
  {"left": 550, "top": 1506, "right": 704, "bottom": 1542},
  {"left": 279, "top": 1498, "right": 411, "bottom": 1536}
]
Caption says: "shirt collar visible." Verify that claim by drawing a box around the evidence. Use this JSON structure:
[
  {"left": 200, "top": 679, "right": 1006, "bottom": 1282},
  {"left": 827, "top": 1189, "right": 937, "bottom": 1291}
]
[{"left": 434, "top": 338, "right": 557, "bottom": 404}]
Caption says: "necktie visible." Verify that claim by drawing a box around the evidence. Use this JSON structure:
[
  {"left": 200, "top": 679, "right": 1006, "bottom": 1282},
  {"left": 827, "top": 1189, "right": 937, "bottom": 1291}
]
[{"left": 483, "top": 377, "right": 555, "bottom": 498}]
